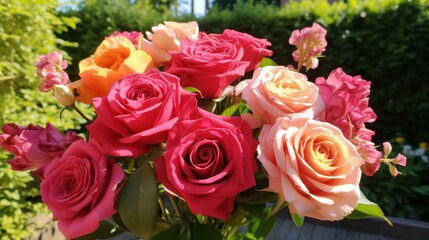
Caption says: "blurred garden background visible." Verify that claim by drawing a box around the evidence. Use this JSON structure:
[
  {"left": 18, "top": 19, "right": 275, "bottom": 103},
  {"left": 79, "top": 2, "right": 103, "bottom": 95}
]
[{"left": 0, "top": 0, "right": 428, "bottom": 239}]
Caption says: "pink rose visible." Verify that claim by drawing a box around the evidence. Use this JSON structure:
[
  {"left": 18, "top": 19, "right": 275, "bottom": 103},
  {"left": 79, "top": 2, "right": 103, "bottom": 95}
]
[
  {"left": 0, "top": 123, "right": 81, "bottom": 175},
  {"left": 155, "top": 108, "right": 258, "bottom": 220},
  {"left": 142, "top": 21, "right": 199, "bottom": 66},
  {"left": 222, "top": 29, "right": 272, "bottom": 71},
  {"left": 235, "top": 66, "right": 324, "bottom": 125},
  {"left": 166, "top": 32, "right": 249, "bottom": 99},
  {"left": 40, "top": 140, "right": 124, "bottom": 239},
  {"left": 316, "top": 68, "right": 376, "bottom": 139},
  {"left": 258, "top": 116, "right": 362, "bottom": 220},
  {"left": 88, "top": 69, "right": 197, "bottom": 157}
]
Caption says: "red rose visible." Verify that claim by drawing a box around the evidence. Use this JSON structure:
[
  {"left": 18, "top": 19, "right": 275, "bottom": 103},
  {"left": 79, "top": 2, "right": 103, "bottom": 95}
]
[
  {"left": 166, "top": 32, "right": 249, "bottom": 99},
  {"left": 222, "top": 29, "right": 272, "bottom": 71},
  {"left": 155, "top": 109, "right": 258, "bottom": 220},
  {"left": 87, "top": 69, "right": 197, "bottom": 157},
  {"left": 0, "top": 123, "right": 81, "bottom": 176},
  {"left": 40, "top": 140, "right": 124, "bottom": 239}
]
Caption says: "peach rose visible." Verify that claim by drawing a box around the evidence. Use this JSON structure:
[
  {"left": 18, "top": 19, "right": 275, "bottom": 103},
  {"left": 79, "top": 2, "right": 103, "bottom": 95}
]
[
  {"left": 258, "top": 116, "right": 362, "bottom": 221},
  {"left": 142, "top": 21, "right": 199, "bottom": 66},
  {"left": 70, "top": 36, "right": 155, "bottom": 104},
  {"left": 235, "top": 66, "right": 324, "bottom": 126}
]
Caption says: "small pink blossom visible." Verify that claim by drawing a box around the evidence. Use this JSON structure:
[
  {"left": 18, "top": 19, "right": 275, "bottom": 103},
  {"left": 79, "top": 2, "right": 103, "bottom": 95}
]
[
  {"left": 357, "top": 141, "right": 382, "bottom": 176},
  {"left": 39, "top": 72, "right": 70, "bottom": 92},
  {"left": 35, "top": 51, "right": 68, "bottom": 78},
  {"left": 352, "top": 125, "right": 382, "bottom": 176},
  {"left": 289, "top": 22, "right": 327, "bottom": 70},
  {"left": 0, "top": 123, "right": 81, "bottom": 176},
  {"left": 35, "top": 52, "right": 69, "bottom": 92},
  {"left": 393, "top": 153, "right": 407, "bottom": 166},
  {"left": 110, "top": 31, "right": 143, "bottom": 49}
]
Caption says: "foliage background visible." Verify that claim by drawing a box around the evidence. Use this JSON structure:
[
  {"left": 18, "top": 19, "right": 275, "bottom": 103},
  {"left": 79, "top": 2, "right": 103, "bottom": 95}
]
[
  {"left": 0, "top": 0, "right": 428, "bottom": 238},
  {"left": 0, "top": 0, "right": 89, "bottom": 239}
]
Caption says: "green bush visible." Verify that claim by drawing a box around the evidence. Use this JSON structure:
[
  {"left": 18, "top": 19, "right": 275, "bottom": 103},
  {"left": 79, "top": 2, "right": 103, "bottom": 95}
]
[
  {"left": 0, "top": 152, "right": 47, "bottom": 240},
  {"left": 0, "top": 1, "right": 85, "bottom": 239}
]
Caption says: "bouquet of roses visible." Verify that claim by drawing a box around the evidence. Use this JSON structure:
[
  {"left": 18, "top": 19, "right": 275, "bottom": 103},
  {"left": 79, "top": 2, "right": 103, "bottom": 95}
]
[{"left": 0, "top": 21, "right": 407, "bottom": 240}]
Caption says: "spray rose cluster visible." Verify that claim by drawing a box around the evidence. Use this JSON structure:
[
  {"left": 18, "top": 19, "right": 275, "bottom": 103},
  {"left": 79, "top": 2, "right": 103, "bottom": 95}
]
[{"left": 0, "top": 21, "right": 406, "bottom": 239}]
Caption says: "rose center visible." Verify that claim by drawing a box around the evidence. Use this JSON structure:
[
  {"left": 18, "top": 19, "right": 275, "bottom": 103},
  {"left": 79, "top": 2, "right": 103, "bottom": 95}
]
[
  {"left": 187, "top": 141, "right": 227, "bottom": 179},
  {"left": 127, "top": 84, "right": 158, "bottom": 101}
]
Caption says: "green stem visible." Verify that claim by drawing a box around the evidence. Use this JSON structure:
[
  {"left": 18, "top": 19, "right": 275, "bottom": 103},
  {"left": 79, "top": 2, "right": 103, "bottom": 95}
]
[
  {"left": 159, "top": 196, "right": 175, "bottom": 225},
  {"left": 70, "top": 103, "right": 92, "bottom": 123},
  {"left": 168, "top": 195, "right": 183, "bottom": 219},
  {"left": 225, "top": 226, "right": 239, "bottom": 240}
]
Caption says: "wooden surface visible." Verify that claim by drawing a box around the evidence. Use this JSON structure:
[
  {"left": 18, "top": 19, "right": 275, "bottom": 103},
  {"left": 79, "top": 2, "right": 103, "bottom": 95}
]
[{"left": 265, "top": 217, "right": 400, "bottom": 240}]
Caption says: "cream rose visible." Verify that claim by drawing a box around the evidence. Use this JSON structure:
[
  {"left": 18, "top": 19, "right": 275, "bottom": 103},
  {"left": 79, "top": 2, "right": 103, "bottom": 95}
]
[
  {"left": 258, "top": 116, "right": 362, "bottom": 221},
  {"left": 235, "top": 66, "right": 324, "bottom": 125},
  {"left": 142, "top": 21, "right": 199, "bottom": 66}
]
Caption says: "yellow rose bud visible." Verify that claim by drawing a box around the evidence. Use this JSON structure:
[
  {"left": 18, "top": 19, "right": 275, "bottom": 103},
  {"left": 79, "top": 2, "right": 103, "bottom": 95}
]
[{"left": 53, "top": 85, "right": 75, "bottom": 107}]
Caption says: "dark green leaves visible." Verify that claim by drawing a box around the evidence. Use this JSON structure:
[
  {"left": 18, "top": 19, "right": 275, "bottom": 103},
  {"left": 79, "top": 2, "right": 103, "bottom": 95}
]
[{"left": 118, "top": 162, "right": 158, "bottom": 239}]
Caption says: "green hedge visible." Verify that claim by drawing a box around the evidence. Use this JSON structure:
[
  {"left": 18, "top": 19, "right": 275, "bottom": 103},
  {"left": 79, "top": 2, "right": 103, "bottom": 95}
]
[{"left": 0, "top": 1, "right": 88, "bottom": 239}]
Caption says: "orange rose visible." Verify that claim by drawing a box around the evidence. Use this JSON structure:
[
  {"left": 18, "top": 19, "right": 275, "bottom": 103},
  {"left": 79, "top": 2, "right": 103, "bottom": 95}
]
[
  {"left": 70, "top": 36, "right": 155, "bottom": 103},
  {"left": 258, "top": 116, "right": 362, "bottom": 221}
]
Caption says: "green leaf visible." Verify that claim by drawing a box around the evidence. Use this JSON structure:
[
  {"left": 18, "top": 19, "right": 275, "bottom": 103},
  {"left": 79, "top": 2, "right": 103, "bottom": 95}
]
[
  {"left": 291, "top": 213, "right": 304, "bottom": 227},
  {"left": 248, "top": 215, "right": 276, "bottom": 238},
  {"left": 240, "top": 203, "right": 269, "bottom": 219},
  {"left": 73, "top": 221, "right": 124, "bottom": 240},
  {"left": 221, "top": 103, "right": 239, "bottom": 116},
  {"left": 259, "top": 57, "right": 277, "bottom": 67},
  {"left": 238, "top": 101, "right": 250, "bottom": 114},
  {"left": 193, "top": 223, "right": 223, "bottom": 240},
  {"left": 346, "top": 192, "right": 392, "bottom": 226},
  {"left": 184, "top": 87, "right": 202, "bottom": 97},
  {"left": 236, "top": 189, "right": 278, "bottom": 205},
  {"left": 118, "top": 162, "right": 158, "bottom": 239}
]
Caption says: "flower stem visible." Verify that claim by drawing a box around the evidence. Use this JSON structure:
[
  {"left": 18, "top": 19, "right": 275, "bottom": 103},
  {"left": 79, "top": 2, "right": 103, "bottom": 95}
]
[
  {"left": 159, "top": 196, "right": 175, "bottom": 225},
  {"left": 70, "top": 103, "right": 92, "bottom": 123},
  {"left": 168, "top": 195, "right": 183, "bottom": 219}
]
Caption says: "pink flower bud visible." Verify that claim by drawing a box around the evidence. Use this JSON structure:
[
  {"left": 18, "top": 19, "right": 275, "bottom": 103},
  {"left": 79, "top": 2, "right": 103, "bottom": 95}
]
[
  {"left": 388, "top": 164, "right": 400, "bottom": 177},
  {"left": 382, "top": 141, "right": 392, "bottom": 155}
]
